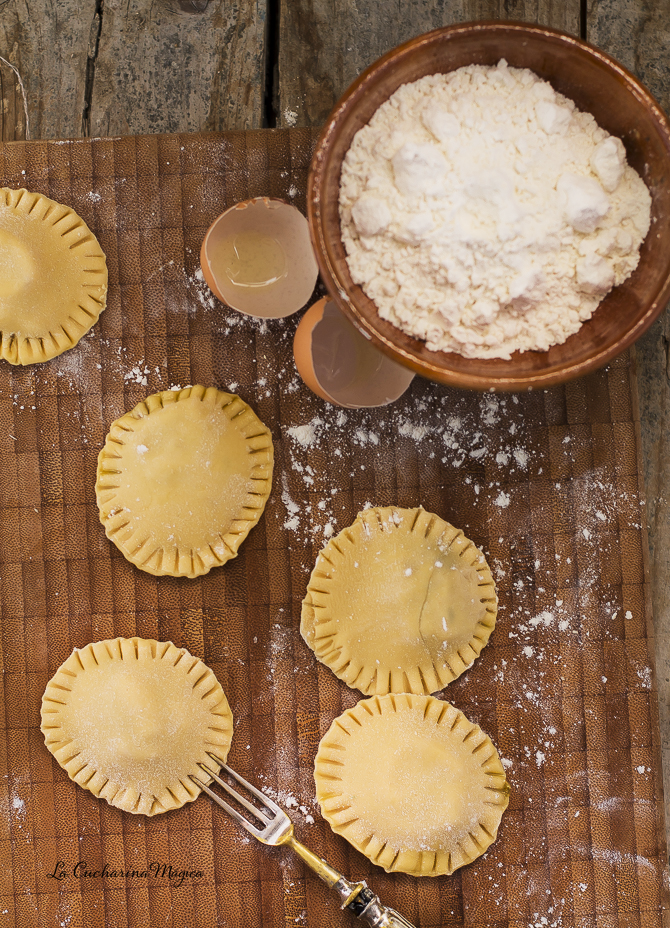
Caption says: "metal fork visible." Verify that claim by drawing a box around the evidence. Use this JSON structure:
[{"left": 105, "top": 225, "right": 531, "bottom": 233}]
[{"left": 191, "top": 754, "right": 417, "bottom": 928}]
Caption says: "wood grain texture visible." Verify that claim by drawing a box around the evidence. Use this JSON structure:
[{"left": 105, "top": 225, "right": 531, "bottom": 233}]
[
  {"left": 587, "top": 0, "right": 670, "bottom": 846},
  {"left": 0, "top": 0, "right": 267, "bottom": 140},
  {"left": 88, "top": 0, "right": 267, "bottom": 135},
  {"left": 588, "top": 0, "right": 670, "bottom": 113},
  {"left": 0, "top": 0, "right": 669, "bottom": 872},
  {"left": 0, "top": 0, "right": 94, "bottom": 140},
  {"left": 276, "top": 1, "right": 581, "bottom": 127},
  {"left": 629, "top": 327, "right": 670, "bottom": 843},
  {"left": 0, "top": 57, "right": 28, "bottom": 141},
  {"left": 0, "top": 132, "right": 666, "bottom": 928}
]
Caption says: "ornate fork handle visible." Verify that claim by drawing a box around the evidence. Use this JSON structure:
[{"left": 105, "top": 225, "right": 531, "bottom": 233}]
[
  {"left": 333, "top": 876, "right": 417, "bottom": 928},
  {"left": 287, "top": 833, "right": 416, "bottom": 927}
]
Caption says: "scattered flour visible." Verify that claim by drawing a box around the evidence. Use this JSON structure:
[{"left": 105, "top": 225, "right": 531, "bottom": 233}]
[
  {"left": 281, "top": 475, "right": 301, "bottom": 531},
  {"left": 495, "top": 491, "right": 511, "bottom": 508},
  {"left": 187, "top": 265, "right": 216, "bottom": 311},
  {"left": 339, "top": 60, "right": 651, "bottom": 358},
  {"left": 398, "top": 419, "right": 430, "bottom": 441},
  {"left": 287, "top": 417, "right": 324, "bottom": 448},
  {"left": 124, "top": 364, "right": 151, "bottom": 386},
  {"left": 2, "top": 235, "right": 649, "bottom": 922}
]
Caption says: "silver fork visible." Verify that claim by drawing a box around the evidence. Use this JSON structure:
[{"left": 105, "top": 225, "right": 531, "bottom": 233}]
[{"left": 191, "top": 754, "right": 417, "bottom": 928}]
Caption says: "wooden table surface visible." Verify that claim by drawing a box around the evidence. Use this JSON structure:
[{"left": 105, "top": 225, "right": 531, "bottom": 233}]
[{"left": 1, "top": 0, "right": 669, "bottom": 859}]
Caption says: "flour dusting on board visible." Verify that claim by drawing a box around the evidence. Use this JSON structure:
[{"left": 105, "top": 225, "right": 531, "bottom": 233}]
[
  {"left": 1, "top": 141, "right": 658, "bottom": 928},
  {"left": 275, "top": 372, "right": 652, "bottom": 880},
  {"left": 279, "top": 386, "right": 642, "bottom": 551}
]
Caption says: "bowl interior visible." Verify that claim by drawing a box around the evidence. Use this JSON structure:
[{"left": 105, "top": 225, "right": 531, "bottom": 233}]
[{"left": 309, "top": 23, "right": 670, "bottom": 390}]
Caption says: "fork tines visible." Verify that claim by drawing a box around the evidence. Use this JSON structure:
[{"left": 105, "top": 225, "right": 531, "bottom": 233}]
[{"left": 190, "top": 756, "right": 283, "bottom": 840}]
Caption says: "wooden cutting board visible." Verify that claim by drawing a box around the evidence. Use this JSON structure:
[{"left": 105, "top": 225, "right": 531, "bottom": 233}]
[{"left": 0, "top": 129, "right": 667, "bottom": 928}]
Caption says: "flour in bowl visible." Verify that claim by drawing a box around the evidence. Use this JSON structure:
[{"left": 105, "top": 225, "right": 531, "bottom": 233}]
[{"left": 339, "top": 60, "right": 651, "bottom": 359}]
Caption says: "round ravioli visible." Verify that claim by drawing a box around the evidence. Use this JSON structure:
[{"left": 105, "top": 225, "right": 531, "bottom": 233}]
[
  {"left": 95, "top": 385, "right": 274, "bottom": 577},
  {"left": 40, "top": 638, "right": 233, "bottom": 816},
  {"left": 301, "top": 506, "right": 497, "bottom": 694},
  {"left": 315, "top": 694, "right": 510, "bottom": 875},
  {"left": 0, "top": 187, "right": 107, "bottom": 364}
]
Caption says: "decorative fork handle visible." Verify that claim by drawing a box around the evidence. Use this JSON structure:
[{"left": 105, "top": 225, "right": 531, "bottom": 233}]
[
  {"left": 288, "top": 835, "right": 417, "bottom": 928},
  {"left": 332, "top": 876, "right": 417, "bottom": 928}
]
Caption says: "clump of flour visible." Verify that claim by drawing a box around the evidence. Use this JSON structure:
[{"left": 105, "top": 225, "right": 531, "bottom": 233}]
[{"left": 339, "top": 60, "right": 651, "bottom": 359}]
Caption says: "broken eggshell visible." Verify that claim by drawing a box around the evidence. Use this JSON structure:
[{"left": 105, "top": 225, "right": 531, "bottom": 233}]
[
  {"left": 200, "top": 197, "right": 318, "bottom": 318},
  {"left": 293, "top": 298, "right": 415, "bottom": 408}
]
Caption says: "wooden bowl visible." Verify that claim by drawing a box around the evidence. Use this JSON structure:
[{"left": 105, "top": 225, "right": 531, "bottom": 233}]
[{"left": 307, "top": 21, "right": 670, "bottom": 391}]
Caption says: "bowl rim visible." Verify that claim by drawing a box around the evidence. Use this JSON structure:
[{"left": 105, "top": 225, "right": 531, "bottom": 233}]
[{"left": 307, "top": 19, "right": 670, "bottom": 391}]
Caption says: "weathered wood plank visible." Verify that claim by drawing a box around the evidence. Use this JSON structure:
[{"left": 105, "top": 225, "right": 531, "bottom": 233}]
[
  {"left": 588, "top": 0, "right": 670, "bottom": 848},
  {"left": 277, "top": 1, "right": 582, "bottom": 128},
  {"left": 88, "top": 0, "right": 267, "bottom": 135},
  {"left": 0, "top": 56, "right": 28, "bottom": 141},
  {"left": 588, "top": 0, "right": 670, "bottom": 114},
  {"left": 0, "top": 0, "right": 94, "bottom": 140},
  {"left": 0, "top": 0, "right": 267, "bottom": 141}
]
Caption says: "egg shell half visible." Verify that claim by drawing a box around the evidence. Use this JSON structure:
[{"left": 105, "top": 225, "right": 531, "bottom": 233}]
[
  {"left": 200, "top": 197, "right": 318, "bottom": 318},
  {"left": 293, "top": 298, "right": 415, "bottom": 408}
]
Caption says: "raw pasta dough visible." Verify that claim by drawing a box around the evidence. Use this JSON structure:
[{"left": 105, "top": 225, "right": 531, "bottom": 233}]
[
  {"left": 0, "top": 187, "right": 107, "bottom": 364},
  {"left": 96, "top": 385, "right": 274, "bottom": 577},
  {"left": 315, "top": 694, "right": 510, "bottom": 875},
  {"left": 301, "top": 506, "right": 496, "bottom": 694},
  {"left": 40, "top": 638, "right": 233, "bottom": 816}
]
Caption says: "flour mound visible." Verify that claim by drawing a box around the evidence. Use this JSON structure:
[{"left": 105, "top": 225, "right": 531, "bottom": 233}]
[{"left": 339, "top": 60, "right": 651, "bottom": 359}]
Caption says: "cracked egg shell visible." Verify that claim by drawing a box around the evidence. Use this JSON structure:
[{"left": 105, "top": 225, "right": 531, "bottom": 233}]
[
  {"left": 293, "top": 297, "right": 415, "bottom": 408},
  {"left": 200, "top": 197, "right": 318, "bottom": 319}
]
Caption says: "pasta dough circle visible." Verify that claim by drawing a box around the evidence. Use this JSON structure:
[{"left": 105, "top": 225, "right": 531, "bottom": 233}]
[
  {"left": 95, "top": 385, "right": 274, "bottom": 577},
  {"left": 0, "top": 187, "right": 107, "bottom": 364},
  {"left": 314, "top": 694, "right": 510, "bottom": 875},
  {"left": 301, "top": 506, "right": 496, "bottom": 694},
  {"left": 40, "top": 638, "right": 234, "bottom": 816}
]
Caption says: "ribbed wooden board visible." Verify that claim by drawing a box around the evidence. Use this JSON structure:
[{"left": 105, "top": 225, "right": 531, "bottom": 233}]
[{"left": 0, "top": 129, "right": 667, "bottom": 928}]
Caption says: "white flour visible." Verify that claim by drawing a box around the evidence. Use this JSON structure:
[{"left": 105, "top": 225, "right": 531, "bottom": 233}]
[{"left": 339, "top": 60, "right": 651, "bottom": 359}]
